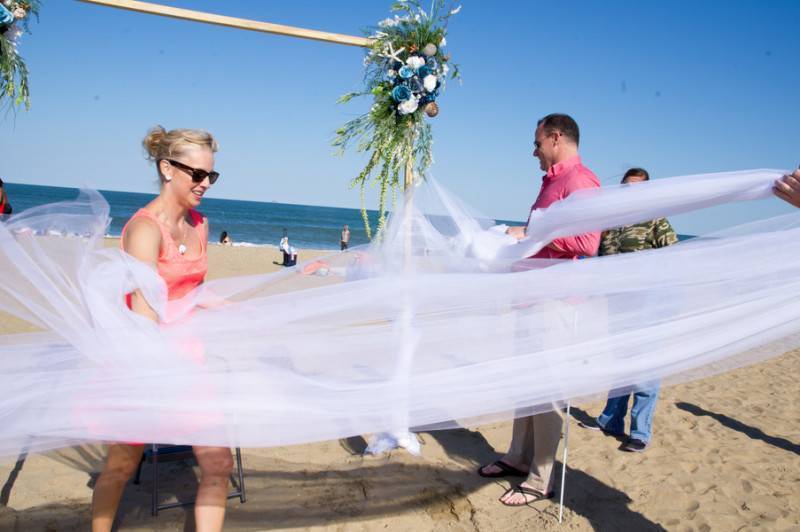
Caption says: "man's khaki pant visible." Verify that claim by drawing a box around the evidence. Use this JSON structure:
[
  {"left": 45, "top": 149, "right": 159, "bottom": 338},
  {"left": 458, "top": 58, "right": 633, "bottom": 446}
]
[
  {"left": 505, "top": 408, "right": 564, "bottom": 493},
  {"left": 503, "top": 297, "right": 574, "bottom": 494}
]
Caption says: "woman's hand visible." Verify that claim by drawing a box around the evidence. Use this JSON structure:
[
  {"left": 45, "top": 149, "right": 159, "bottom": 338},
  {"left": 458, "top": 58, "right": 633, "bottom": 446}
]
[{"left": 774, "top": 169, "right": 800, "bottom": 208}]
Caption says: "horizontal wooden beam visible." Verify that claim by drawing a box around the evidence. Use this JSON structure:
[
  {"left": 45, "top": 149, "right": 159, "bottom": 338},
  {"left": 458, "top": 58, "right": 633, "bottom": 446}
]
[{"left": 77, "top": 0, "right": 374, "bottom": 48}]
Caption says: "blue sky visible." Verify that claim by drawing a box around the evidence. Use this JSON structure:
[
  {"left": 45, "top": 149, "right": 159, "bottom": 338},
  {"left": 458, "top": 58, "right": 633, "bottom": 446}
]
[{"left": 2, "top": 0, "right": 798, "bottom": 233}]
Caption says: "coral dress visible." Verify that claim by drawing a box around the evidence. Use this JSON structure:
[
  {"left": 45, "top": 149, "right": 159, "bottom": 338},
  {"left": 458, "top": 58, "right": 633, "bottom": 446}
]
[{"left": 120, "top": 208, "right": 208, "bottom": 311}]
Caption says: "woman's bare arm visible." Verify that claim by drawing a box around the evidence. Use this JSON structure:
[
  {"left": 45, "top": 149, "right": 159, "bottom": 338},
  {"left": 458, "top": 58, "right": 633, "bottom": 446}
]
[{"left": 122, "top": 218, "right": 162, "bottom": 323}]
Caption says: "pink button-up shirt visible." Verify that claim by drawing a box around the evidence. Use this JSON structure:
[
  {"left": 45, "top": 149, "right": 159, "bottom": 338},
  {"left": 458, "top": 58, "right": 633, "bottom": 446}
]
[{"left": 527, "top": 156, "right": 601, "bottom": 259}]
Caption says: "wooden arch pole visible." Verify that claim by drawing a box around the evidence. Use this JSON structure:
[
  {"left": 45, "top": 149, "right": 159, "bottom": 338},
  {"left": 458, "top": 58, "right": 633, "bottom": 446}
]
[{"left": 77, "top": 0, "right": 374, "bottom": 48}]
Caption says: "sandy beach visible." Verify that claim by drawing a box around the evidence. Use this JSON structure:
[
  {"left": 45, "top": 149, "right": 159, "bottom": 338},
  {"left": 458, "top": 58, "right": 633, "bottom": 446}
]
[{"left": 0, "top": 243, "right": 797, "bottom": 531}]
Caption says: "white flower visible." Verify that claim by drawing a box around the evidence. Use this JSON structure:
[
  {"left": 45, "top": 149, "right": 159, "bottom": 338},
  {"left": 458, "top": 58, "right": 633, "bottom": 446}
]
[
  {"left": 387, "top": 69, "right": 397, "bottom": 78},
  {"left": 12, "top": 7, "right": 25, "bottom": 19},
  {"left": 398, "top": 97, "right": 420, "bottom": 115},
  {"left": 450, "top": 5, "right": 462, "bottom": 15},
  {"left": 439, "top": 36, "right": 447, "bottom": 47},
  {"left": 423, "top": 74, "right": 437, "bottom": 92},
  {"left": 406, "top": 56, "right": 425, "bottom": 70},
  {"left": 442, "top": 64, "right": 449, "bottom": 76}
]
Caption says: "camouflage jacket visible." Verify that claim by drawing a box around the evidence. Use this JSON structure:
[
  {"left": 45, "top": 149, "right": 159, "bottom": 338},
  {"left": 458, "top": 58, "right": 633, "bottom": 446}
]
[{"left": 599, "top": 218, "right": 678, "bottom": 256}]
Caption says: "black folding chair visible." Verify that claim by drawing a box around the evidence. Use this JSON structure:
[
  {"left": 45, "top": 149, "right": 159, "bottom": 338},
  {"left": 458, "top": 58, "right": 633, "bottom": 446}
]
[{"left": 133, "top": 444, "right": 246, "bottom": 516}]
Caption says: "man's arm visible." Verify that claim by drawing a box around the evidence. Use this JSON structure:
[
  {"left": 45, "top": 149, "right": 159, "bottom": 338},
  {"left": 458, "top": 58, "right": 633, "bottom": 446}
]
[
  {"left": 653, "top": 218, "right": 679, "bottom": 248},
  {"left": 774, "top": 169, "right": 800, "bottom": 208},
  {"left": 598, "top": 230, "right": 617, "bottom": 256},
  {"left": 549, "top": 231, "right": 601, "bottom": 257},
  {"left": 505, "top": 226, "right": 526, "bottom": 240}
]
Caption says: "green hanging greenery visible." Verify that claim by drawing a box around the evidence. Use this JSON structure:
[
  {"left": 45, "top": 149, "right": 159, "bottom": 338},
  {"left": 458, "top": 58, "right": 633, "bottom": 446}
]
[
  {"left": 0, "top": 0, "right": 40, "bottom": 111},
  {"left": 333, "top": 0, "right": 461, "bottom": 240}
]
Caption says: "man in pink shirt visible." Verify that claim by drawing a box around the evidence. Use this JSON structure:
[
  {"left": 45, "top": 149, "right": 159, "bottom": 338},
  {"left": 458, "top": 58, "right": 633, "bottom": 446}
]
[
  {"left": 479, "top": 113, "right": 600, "bottom": 506},
  {"left": 506, "top": 113, "right": 601, "bottom": 258}
]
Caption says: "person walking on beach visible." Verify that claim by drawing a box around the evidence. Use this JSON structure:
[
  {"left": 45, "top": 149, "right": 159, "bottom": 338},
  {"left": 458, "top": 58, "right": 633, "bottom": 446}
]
[
  {"left": 0, "top": 176, "right": 12, "bottom": 216},
  {"left": 478, "top": 113, "right": 601, "bottom": 506},
  {"left": 577, "top": 167, "right": 678, "bottom": 452},
  {"left": 91, "top": 126, "right": 233, "bottom": 532},
  {"left": 341, "top": 224, "right": 350, "bottom": 251}
]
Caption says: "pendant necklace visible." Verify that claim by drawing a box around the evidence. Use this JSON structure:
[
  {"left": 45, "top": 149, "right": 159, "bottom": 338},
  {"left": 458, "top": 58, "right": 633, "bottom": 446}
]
[{"left": 177, "top": 222, "right": 189, "bottom": 255}]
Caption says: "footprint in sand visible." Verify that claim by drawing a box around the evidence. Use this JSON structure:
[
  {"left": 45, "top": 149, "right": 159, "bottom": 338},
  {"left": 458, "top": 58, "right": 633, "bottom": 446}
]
[{"left": 741, "top": 479, "right": 753, "bottom": 493}]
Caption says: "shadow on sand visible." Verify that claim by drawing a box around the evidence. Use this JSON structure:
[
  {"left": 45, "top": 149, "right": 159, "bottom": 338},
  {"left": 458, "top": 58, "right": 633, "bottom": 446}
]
[
  {"left": 675, "top": 401, "right": 799, "bottom": 455},
  {"left": 2, "top": 429, "right": 665, "bottom": 530}
]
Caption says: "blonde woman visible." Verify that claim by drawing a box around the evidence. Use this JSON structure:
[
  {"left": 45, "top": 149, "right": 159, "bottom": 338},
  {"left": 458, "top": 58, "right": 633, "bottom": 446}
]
[{"left": 91, "top": 126, "right": 233, "bottom": 532}]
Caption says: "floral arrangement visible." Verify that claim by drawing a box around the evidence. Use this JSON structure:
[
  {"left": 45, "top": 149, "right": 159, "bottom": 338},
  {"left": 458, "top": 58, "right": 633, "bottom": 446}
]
[
  {"left": 334, "top": 0, "right": 461, "bottom": 239},
  {"left": 0, "top": 0, "right": 39, "bottom": 110}
]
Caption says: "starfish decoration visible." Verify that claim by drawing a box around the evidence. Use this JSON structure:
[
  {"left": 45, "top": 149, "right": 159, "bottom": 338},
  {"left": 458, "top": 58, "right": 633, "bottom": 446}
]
[{"left": 378, "top": 42, "right": 405, "bottom": 64}]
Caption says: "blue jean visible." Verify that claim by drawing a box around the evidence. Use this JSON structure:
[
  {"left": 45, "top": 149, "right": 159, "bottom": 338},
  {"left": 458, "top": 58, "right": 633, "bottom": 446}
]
[{"left": 596, "top": 383, "right": 660, "bottom": 443}]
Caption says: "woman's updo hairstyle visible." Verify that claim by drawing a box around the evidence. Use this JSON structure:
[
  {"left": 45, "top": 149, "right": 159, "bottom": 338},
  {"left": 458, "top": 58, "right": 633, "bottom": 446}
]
[{"left": 142, "top": 125, "right": 218, "bottom": 181}]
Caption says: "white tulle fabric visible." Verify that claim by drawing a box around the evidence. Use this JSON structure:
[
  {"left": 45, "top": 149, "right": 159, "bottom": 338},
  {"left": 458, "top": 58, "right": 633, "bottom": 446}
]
[{"left": 1, "top": 169, "right": 798, "bottom": 459}]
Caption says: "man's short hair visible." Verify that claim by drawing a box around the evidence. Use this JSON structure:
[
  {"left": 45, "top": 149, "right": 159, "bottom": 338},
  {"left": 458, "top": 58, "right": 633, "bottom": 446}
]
[
  {"left": 537, "top": 113, "right": 580, "bottom": 146},
  {"left": 622, "top": 167, "right": 650, "bottom": 182}
]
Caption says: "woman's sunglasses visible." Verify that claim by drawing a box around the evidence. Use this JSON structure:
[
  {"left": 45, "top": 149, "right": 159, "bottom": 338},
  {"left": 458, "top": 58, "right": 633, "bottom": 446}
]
[{"left": 164, "top": 159, "right": 220, "bottom": 184}]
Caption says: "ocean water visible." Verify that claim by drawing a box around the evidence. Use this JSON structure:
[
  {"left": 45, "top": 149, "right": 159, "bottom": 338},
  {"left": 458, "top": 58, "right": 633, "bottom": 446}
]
[{"left": 4, "top": 182, "right": 524, "bottom": 250}]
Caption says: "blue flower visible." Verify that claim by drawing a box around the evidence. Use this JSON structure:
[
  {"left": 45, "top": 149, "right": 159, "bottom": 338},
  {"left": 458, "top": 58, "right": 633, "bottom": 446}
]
[
  {"left": 417, "top": 65, "right": 431, "bottom": 78},
  {"left": 408, "top": 77, "right": 424, "bottom": 93},
  {"left": 398, "top": 66, "right": 414, "bottom": 79},
  {"left": 0, "top": 3, "right": 13, "bottom": 25},
  {"left": 391, "top": 85, "right": 413, "bottom": 102}
]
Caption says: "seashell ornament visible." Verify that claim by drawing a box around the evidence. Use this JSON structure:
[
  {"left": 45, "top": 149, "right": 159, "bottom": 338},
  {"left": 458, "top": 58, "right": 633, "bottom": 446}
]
[
  {"left": 423, "top": 43, "right": 438, "bottom": 57},
  {"left": 424, "top": 102, "right": 439, "bottom": 117}
]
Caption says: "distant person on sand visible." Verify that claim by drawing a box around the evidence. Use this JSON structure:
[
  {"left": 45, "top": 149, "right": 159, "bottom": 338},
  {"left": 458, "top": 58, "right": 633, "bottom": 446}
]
[
  {"left": 774, "top": 168, "right": 800, "bottom": 208},
  {"left": 279, "top": 229, "right": 289, "bottom": 254},
  {"left": 341, "top": 224, "right": 350, "bottom": 251},
  {"left": 0, "top": 177, "right": 12, "bottom": 216},
  {"left": 219, "top": 230, "right": 232, "bottom": 245},
  {"left": 279, "top": 228, "right": 296, "bottom": 266},
  {"left": 577, "top": 167, "right": 678, "bottom": 453}
]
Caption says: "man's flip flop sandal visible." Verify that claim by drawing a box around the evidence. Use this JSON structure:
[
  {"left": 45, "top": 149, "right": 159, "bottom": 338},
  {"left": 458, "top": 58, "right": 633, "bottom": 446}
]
[
  {"left": 477, "top": 460, "right": 528, "bottom": 478},
  {"left": 500, "top": 485, "right": 555, "bottom": 506}
]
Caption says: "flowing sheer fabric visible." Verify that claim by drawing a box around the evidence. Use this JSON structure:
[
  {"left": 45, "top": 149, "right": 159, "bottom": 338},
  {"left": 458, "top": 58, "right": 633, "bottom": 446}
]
[{"left": 0, "top": 169, "right": 798, "bottom": 459}]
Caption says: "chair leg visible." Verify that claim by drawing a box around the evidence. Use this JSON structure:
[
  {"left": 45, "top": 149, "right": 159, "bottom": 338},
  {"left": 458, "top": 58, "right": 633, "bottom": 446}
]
[
  {"left": 235, "top": 448, "right": 246, "bottom": 503},
  {"left": 133, "top": 453, "right": 144, "bottom": 485},
  {"left": 151, "top": 444, "right": 159, "bottom": 517}
]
